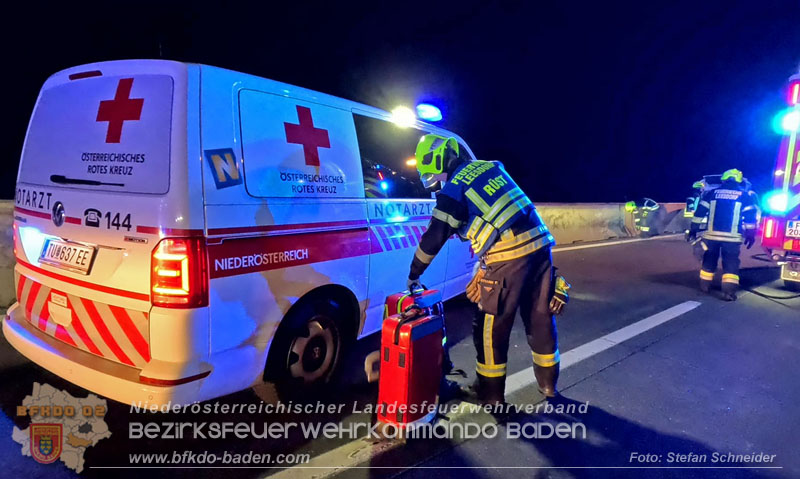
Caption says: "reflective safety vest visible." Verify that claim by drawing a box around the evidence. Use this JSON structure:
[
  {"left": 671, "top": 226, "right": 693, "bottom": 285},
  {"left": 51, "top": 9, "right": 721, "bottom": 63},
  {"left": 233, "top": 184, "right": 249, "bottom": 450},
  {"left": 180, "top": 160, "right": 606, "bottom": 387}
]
[
  {"left": 409, "top": 160, "right": 555, "bottom": 279},
  {"left": 692, "top": 186, "right": 758, "bottom": 243},
  {"left": 438, "top": 161, "right": 554, "bottom": 261}
]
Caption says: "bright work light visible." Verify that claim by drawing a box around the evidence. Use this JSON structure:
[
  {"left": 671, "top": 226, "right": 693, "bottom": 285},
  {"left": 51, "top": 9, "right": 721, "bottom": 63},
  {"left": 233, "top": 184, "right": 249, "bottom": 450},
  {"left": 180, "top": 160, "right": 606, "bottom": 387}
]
[{"left": 390, "top": 106, "right": 416, "bottom": 128}]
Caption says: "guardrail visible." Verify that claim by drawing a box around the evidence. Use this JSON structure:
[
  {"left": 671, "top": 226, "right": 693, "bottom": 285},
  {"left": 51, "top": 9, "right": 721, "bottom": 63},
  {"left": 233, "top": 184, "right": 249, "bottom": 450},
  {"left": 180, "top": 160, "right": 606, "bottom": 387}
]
[
  {"left": 0, "top": 201, "right": 14, "bottom": 307},
  {"left": 0, "top": 200, "right": 688, "bottom": 307}
]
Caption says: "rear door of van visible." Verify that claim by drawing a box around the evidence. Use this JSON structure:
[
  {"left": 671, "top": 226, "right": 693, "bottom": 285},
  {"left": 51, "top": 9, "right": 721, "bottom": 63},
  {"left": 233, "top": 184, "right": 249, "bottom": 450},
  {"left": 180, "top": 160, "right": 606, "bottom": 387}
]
[{"left": 13, "top": 60, "right": 196, "bottom": 370}]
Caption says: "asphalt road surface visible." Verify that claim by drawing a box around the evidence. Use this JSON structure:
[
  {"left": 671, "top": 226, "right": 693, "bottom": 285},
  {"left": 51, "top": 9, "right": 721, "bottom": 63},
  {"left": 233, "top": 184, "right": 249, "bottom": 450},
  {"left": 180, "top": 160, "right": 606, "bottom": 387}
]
[{"left": 2, "top": 236, "right": 799, "bottom": 478}]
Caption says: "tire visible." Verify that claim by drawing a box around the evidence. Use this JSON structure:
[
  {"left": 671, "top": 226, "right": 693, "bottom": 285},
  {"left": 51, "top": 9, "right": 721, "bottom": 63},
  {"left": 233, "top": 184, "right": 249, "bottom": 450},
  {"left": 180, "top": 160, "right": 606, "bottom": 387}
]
[
  {"left": 264, "top": 297, "right": 346, "bottom": 398},
  {"left": 784, "top": 280, "right": 800, "bottom": 292}
]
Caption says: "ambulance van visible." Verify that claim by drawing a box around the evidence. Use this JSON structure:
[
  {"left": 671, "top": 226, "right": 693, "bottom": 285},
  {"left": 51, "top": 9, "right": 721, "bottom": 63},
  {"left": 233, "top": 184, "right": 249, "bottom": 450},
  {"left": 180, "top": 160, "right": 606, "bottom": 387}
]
[{"left": 4, "top": 60, "right": 477, "bottom": 405}]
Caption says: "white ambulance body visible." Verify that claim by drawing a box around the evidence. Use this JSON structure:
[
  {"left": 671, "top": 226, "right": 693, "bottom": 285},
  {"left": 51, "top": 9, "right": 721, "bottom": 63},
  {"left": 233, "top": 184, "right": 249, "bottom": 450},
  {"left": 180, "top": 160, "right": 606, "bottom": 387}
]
[{"left": 3, "top": 60, "right": 477, "bottom": 405}]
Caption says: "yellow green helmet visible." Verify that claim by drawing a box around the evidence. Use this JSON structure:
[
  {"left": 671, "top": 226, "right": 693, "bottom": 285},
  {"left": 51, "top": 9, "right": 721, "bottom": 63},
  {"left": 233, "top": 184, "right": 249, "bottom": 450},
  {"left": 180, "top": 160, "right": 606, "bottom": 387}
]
[
  {"left": 415, "top": 134, "right": 459, "bottom": 188},
  {"left": 721, "top": 168, "right": 743, "bottom": 183}
]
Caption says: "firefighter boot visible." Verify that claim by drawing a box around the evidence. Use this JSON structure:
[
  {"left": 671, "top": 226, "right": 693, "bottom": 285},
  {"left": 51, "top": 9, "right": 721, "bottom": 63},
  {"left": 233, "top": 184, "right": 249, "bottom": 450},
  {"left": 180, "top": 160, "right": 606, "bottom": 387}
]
[
  {"left": 699, "top": 270, "right": 714, "bottom": 294},
  {"left": 721, "top": 274, "right": 739, "bottom": 301},
  {"left": 534, "top": 363, "right": 560, "bottom": 398},
  {"left": 476, "top": 374, "right": 506, "bottom": 405},
  {"left": 459, "top": 375, "right": 505, "bottom": 405}
]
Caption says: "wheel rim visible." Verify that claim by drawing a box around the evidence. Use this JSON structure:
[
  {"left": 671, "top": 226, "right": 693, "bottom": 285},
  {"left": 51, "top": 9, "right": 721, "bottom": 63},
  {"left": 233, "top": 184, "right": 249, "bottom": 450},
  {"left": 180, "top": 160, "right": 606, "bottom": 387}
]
[{"left": 287, "top": 317, "right": 337, "bottom": 383}]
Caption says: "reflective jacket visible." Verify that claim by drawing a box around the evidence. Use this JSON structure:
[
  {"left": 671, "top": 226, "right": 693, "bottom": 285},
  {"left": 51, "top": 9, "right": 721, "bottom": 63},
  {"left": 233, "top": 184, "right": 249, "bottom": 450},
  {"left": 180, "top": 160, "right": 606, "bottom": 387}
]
[
  {"left": 692, "top": 183, "right": 758, "bottom": 243},
  {"left": 409, "top": 160, "right": 554, "bottom": 279}
]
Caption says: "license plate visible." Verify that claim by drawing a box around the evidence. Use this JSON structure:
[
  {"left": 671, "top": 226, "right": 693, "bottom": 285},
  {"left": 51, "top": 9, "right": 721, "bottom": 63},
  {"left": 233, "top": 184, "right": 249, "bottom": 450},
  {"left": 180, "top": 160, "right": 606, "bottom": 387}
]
[
  {"left": 787, "top": 220, "right": 800, "bottom": 239},
  {"left": 39, "top": 238, "right": 96, "bottom": 275},
  {"left": 782, "top": 262, "right": 800, "bottom": 281}
]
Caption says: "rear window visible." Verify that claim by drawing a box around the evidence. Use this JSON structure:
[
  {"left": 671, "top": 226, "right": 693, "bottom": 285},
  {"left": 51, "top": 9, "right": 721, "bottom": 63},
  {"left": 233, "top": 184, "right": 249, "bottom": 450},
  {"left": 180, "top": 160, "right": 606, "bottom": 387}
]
[{"left": 19, "top": 74, "right": 173, "bottom": 194}]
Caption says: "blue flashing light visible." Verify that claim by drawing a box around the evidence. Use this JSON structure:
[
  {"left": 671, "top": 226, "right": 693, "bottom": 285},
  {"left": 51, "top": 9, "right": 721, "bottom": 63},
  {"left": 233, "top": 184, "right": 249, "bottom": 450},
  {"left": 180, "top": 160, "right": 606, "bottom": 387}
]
[
  {"left": 416, "top": 103, "right": 442, "bottom": 122},
  {"left": 763, "top": 190, "right": 789, "bottom": 213},
  {"left": 773, "top": 108, "right": 800, "bottom": 134},
  {"left": 380, "top": 181, "right": 389, "bottom": 191},
  {"left": 782, "top": 110, "right": 800, "bottom": 132},
  {"left": 387, "top": 215, "right": 409, "bottom": 223}
]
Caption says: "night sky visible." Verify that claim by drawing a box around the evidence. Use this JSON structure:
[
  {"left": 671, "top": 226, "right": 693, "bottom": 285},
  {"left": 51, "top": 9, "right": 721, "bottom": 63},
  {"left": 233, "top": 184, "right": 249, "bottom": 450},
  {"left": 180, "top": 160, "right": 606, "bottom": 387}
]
[{"left": 3, "top": 0, "right": 799, "bottom": 202}]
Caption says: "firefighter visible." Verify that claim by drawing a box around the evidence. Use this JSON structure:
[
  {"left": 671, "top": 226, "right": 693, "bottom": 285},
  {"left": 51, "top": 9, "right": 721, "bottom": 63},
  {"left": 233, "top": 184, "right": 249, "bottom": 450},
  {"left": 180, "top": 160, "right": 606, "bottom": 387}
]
[
  {"left": 685, "top": 179, "right": 707, "bottom": 219},
  {"left": 687, "top": 168, "right": 758, "bottom": 301},
  {"left": 406, "top": 135, "right": 569, "bottom": 404}
]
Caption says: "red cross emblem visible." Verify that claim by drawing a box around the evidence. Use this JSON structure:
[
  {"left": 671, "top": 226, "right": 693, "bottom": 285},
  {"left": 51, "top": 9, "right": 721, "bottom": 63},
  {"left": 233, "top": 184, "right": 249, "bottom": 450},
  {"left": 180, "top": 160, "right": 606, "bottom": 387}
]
[
  {"left": 96, "top": 78, "right": 144, "bottom": 143},
  {"left": 284, "top": 106, "right": 330, "bottom": 166}
]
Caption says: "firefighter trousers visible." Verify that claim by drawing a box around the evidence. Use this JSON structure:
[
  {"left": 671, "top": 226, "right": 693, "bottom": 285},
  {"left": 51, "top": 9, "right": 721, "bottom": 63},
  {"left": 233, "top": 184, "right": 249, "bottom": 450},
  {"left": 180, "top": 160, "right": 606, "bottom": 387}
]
[
  {"left": 700, "top": 239, "right": 741, "bottom": 295},
  {"left": 473, "top": 246, "right": 559, "bottom": 402}
]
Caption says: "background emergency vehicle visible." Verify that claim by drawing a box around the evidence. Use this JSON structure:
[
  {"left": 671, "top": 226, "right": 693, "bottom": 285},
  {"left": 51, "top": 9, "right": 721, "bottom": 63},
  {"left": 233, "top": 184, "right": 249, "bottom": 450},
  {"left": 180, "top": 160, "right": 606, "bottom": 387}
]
[
  {"left": 4, "top": 60, "right": 477, "bottom": 405},
  {"left": 761, "top": 74, "right": 800, "bottom": 290}
]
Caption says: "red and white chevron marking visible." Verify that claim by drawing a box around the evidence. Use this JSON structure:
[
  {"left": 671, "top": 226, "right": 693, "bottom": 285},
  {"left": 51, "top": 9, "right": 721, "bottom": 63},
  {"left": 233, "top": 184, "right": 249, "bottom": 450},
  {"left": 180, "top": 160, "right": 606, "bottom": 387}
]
[
  {"left": 16, "top": 273, "right": 150, "bottom": 368},
  {"left": 370, "top": 224, "right": 427, "bottom": 252}
]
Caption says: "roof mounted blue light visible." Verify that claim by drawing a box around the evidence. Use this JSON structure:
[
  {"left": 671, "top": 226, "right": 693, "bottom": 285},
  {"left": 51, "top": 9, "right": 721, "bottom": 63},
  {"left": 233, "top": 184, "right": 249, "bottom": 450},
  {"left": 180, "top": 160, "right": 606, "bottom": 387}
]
[
  {"left": 416, "top": 103, "right": 442, "bottom": 122},
  {"left": 773, "top": 108, "right": 800, "bottom": 134},
  {"left": 763, "top": 190, "right": 789, "bottom": 213}
]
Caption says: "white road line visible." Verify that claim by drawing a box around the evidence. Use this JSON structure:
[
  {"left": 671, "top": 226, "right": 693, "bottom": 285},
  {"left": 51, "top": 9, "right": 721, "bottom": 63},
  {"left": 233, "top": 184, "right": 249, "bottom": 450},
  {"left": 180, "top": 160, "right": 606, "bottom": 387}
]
[
  {"left": 506, "top": 300, "right": 701, "bottom": 395},
  {"left": 273, "top": 300, "right": 701, "bottom": 479},
  {"left": 552, "top": 234, "right": 682, "bottom": 253}
]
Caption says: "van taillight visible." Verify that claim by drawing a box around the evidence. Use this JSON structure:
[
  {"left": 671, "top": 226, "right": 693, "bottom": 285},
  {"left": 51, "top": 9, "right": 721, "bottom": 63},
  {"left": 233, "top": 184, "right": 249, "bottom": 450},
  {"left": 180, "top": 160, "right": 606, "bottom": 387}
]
[
  {"left": 764, "top": 219, "right": 776, "bottom": 239},
  {"left": 151, "top": 238, "right": 208, "bottom": 308}
]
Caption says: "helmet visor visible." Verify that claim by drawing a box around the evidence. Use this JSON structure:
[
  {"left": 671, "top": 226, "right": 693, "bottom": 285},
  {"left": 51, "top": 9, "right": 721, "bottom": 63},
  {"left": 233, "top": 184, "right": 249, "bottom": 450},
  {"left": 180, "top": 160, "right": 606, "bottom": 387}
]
[{"left": 420, "top": 173, "right": 440, "bottom": 190}]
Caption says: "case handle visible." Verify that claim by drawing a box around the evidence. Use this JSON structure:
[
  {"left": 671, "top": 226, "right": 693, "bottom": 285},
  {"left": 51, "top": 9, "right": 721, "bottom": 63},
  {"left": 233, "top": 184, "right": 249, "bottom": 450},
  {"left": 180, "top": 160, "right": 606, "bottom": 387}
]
[{"left": 394, "top": 305, "right": 424, "bottom": 345}]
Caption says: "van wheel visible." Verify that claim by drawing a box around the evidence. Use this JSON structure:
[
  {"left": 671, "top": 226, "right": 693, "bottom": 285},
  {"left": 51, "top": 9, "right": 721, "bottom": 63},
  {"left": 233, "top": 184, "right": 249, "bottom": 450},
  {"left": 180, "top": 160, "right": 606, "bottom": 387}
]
[{"left": 265, "top": 299, "right": 345, "bottom": 397}]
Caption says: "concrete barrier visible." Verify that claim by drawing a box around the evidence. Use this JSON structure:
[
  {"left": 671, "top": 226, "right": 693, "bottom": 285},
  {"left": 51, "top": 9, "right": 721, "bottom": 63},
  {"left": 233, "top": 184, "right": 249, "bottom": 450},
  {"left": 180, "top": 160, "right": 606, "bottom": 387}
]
[
  {"left": 0, "top": 199, "right": 687, "bottom": 308},
  {"left": 0, "top": 201, "right": 14, "bottom": 308},
  {"left": 537, "top": 203, "right": 630, "bottom": 244}
]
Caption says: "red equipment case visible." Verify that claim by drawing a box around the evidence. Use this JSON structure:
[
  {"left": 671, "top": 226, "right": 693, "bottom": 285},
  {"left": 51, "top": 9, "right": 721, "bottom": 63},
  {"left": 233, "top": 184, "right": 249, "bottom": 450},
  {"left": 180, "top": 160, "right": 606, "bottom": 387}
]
[{"left": 377, "top": 290, "right": 444, "bottom": 427}]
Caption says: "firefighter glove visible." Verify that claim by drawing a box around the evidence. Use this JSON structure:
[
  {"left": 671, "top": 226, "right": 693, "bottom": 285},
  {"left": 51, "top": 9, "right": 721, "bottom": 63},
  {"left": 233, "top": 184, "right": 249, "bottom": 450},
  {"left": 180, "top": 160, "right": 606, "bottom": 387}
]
[
  {"left": 549, "top": 274, "right": 571, "bottom": 315},
  {"left": 744, "top": 229, "right": 756, "bottom": 249},
  {"left": 466, "top": 266, "right": 485, "bottom": 304},
  {"left": 407, "top": 277, "right": 422, "bottom": 293},
  {"left": 685, "top": 228, "right": 697, "bottom": 242}
]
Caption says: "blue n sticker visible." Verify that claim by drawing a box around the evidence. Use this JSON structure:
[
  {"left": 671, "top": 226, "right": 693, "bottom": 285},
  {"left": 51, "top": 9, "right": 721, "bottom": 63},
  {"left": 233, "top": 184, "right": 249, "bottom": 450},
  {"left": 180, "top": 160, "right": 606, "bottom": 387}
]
[{"left": 205, "top": 148, "right": 242, "bottom": 189}]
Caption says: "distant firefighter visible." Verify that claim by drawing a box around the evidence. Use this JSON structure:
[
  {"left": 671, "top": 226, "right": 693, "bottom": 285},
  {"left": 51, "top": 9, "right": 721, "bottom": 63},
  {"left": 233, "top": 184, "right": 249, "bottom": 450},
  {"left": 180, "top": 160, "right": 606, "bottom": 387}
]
[{"left": 687, "top": 169, "right": 758, "bottom": 301}]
